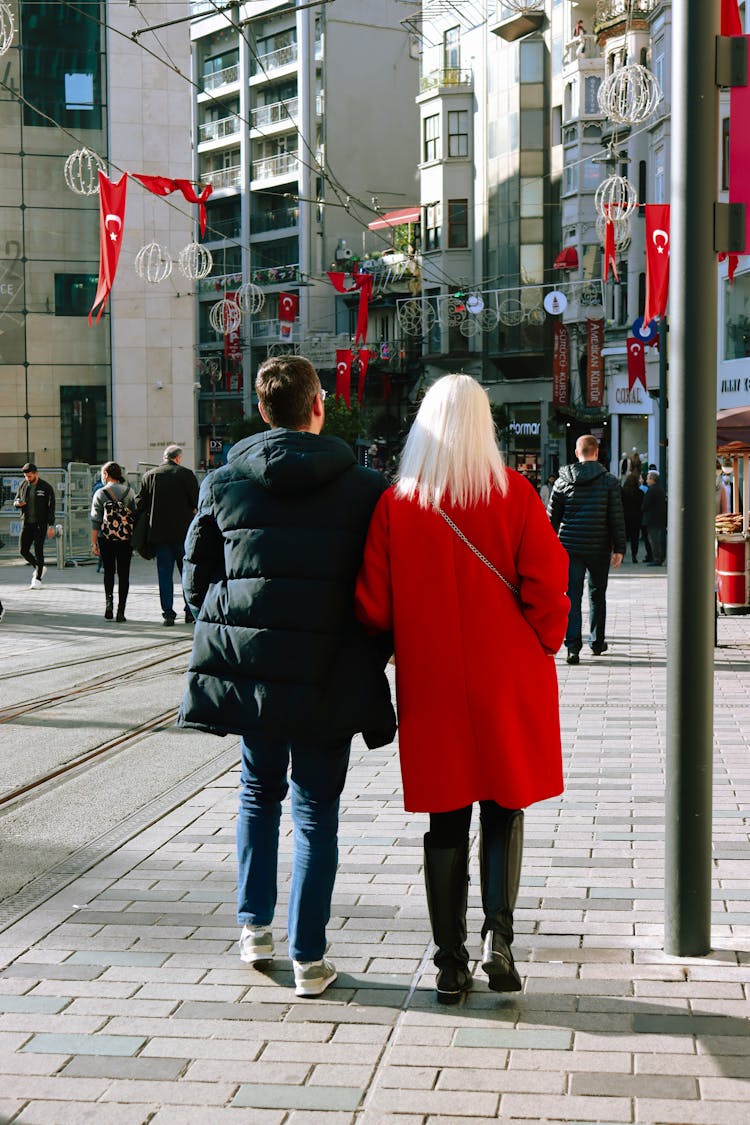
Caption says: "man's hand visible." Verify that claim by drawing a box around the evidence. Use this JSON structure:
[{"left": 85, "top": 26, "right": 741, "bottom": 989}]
[
  {"left": 611, "top": 552, "right": 623, "bottom": 569},
  {"left": 46, "top": 527, "right": 55, "bottom": 540}
]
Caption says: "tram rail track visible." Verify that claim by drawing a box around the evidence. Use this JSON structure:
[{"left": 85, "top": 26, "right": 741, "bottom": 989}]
[{"left": 0, "top": 638, "right": 193, "bottom": 684}]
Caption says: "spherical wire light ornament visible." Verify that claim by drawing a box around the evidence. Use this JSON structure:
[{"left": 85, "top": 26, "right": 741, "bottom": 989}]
[
  {"left": 178, "top": 242, "right": 213, "bottom": 281},
  {"left": 135, "top": 242, "right": 173, "bottom": 284},
  {"left": 236, "top": 282, "right": 265, "bottom": 315},
  {"left": 209, "top": 298, "right": 241, "bottom": 335},
  {"left": 0, "top": 2, "right": 14, "bottom": 56},
  {"left": 459, "top": 317, "right": 480, "bottom": 338},
  {"left": 64, "top": 148, "right": 106, "bottom": 196},
  {"left": 594, "top": 174, "right": 638, "bottom": 221},
  {"left": 498, "top": 297, "right": 525, "bottom": 327},
  {"left": 596, "top": 212, "right": 632, "bottom": 252},
  {"left": 597, "top": 64, "right": 662, "bottom": 126}
]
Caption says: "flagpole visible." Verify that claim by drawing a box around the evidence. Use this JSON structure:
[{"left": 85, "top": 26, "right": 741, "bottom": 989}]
[
  {"left": 664, "top": 0, "right": 719, "bottom": 956},
  {"left": 658, "top": 316, "right": 668, "bottom": 485}
]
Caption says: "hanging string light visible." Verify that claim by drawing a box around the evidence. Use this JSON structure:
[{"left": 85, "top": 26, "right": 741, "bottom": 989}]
[
  {"left": 178, "top": 242, "right": 213, "bottom": 280},
  {"left": 135, "top": 242, "right": 173, "bottom": 284},
  {"left": 209, "top": 298, "right": 242, "bottom": 334},
  {"left": 236, "top": 282, "right": 266, "bottom": 315},
  {"left": 0, "top": 3, "right": 14, "bottom": 57},
  {"left": 594, "top": 174, "right": 638, "bottom": 220},
  {"left": 64, "top": 148, "right": 106, "bottom": 196},
  {"left": 597, "top": 64, "right": 662, "bottom": 126}
]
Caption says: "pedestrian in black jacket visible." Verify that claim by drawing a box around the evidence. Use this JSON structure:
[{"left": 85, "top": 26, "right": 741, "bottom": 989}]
[
  {"left": 547, "top": 434, "right": 626, "bottom": 664},
  {"left": 178, "top": 354, "right": 396, "bottom": 998},
  {"left": 136, "top": 445, "right": 199, "bottom": 624},
  {"left": 14, "top": 463, "right": 56, "bottom": 589},
  {"left": 642, "top": 470, "right": 667, "bottom": 565}
]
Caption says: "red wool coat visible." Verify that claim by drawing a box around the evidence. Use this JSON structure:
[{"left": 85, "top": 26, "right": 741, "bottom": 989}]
[{"left": 355, "top": 472, "right": 570, "bottom": 812}]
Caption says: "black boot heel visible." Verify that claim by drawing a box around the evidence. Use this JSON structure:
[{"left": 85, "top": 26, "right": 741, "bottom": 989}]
[{"left": 482, "top": 931, "right": 522, "bottom": 992}]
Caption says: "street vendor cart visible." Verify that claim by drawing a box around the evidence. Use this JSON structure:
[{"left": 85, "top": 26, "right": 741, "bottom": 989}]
[{"left": 716, "top": 408, "right": 750, "bottom": 614}]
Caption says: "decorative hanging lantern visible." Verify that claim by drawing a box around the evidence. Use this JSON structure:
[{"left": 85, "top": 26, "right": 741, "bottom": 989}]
[
  {"left": 597, "top": 64, "right": 662, "bottom": 126},
  {"left": 64, "top": 148, "right": 106, "bottom": 196},
  {"left": 236, "top": 282, "right": 265, "bottom": 315},
  {"left": 135, "top": 242, "right": 173, "bottom": 284},
  {"left": 178, "top": 242, "right": 213, "bottom": 281},
  {"left": 0, "top": 3, "right": 14, "bottom": 57},
  {"left": 497, "top": 298, "right": 525, "bottom": 327},
  {"left": 209, "top": 298, "right": 241, "bottom": 335},
  {"left": 594, "top": 174, "right": 638, "bottom": 220},
  {"left": 596, "top": 213, "right": 632, "bottom": 252}
]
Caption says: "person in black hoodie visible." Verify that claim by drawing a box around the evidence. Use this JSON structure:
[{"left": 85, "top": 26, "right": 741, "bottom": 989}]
[
  {"left": 547, "top": 434, "right": 626, "bottom": 664},
  {"left": 14, "top": 463, "right": 56, "bottom": 589},
  {"left": 178, "top": 355, "right": 396, "bottom": 998}
]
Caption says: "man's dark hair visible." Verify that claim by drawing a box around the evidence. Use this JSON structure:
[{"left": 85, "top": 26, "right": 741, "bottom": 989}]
[{"left": 255, "top": 355, "right": 321, "bottom": 429}]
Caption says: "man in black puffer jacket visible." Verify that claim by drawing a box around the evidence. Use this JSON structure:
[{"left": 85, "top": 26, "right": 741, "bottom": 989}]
[
  {"left": 547, "top": 434, "right": 626, "bottom": 665},
  {"left": 178, "top": 355, "right": 396, "bottom": 997}
]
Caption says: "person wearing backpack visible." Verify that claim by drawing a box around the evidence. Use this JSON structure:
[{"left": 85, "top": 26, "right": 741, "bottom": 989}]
[{"left": 90, "top": 462, "right": 137, "bottom": 622}]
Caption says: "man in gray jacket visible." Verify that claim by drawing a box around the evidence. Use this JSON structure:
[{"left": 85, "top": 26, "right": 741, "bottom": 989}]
[{"left": 547, "top": 434, "right": 626, "bottom": 664}]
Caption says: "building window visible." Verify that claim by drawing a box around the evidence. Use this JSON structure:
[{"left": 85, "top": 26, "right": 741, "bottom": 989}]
[
  {"left": 423, "top": 114, "right": 440, "bottom": 162},
  {"left": 447, "top": 200, "right": 468, "bottom": 248},
  {"left": 447, "top": 110, "right": 469, "bottom": 157},
  {"left": 60, "top": 385, "right": 108, "bottom": 465},
  {"left": 584, "top": 76, "right": 601, "bottom": 115},
  {"left": 21, "top": 1, "right": 103, "bottom": 129},
  {"left": 54, "top": 274, "right": 99, "bottom": 316},
  {"left": 443, "top": 26, "right": 460, "bottom": 72},
  {"left": 519, "top": 40, "right": 544, "bottom": 83},
  {"left": 425, "top": 203, "right": 442, "bottom": 251},
  {"left": 654, "top": 148, "right": 665, "bottom": 203},
  {"left": 725, "top": 272, "right": 750, "bottom": 359}
]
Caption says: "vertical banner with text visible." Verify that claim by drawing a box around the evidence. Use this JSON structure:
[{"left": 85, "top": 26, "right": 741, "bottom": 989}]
[
  {"left": 223, "top": 293, "right": 243, "bottom": 392},
  {"left": 552, "top": 321, "right": 570, "bottom": 406},
  {"left": 586, "top": 317, "right": 605, "bottom": 408}
]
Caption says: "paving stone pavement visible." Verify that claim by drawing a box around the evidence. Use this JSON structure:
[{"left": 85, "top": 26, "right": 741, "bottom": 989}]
[{"left": 0, "top": 560, "right": 749, "bottom": 1122}]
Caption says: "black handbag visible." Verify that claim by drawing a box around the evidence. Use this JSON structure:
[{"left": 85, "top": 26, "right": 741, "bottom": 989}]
[{"left": 131, "top": 510, "right": 155, "bottom": 559}]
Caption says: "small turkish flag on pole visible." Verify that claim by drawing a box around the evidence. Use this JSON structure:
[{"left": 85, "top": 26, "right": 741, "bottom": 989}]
[
  {"left": 335, "top": 349, "right": 352, "bottom": 407},
  {"left": 89, "top": 172, "right": 128, "bottom": 325},
  {"left": 278, "top": 292, "right": 299, "bottom": 322},
  {"left": 627, "top": 337, "right": 647, "bottom": 391},
  {"left": 643, "top": 204, "right": 671, "bottom": 325},
  {"left": 603, "top": 208, "right": 619, "bottom": 282}
]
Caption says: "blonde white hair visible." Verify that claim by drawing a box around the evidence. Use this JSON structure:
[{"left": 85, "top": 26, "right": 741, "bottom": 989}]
[{"left": 395, "top": 373, "right": 508, "bottom": 509}]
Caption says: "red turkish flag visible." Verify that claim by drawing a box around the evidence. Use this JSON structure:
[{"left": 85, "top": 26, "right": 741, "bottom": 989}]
[
  {"left": 357, "top": 348, "right": 370, "bottom": 403},
  {"left": 327, "top": 270, "right": 372, "bottom": 344},
  {"left": 89, "top": 172, "right": 128, "bottom": 325},
  {"left": 603, "top": 212, "right": 619, "bottom": 282},
  {"left": 643, "top": 204, "right": 671, "bottom": 325},
  {"left": 626, "top": 337, "right": 647, "bottom": 392},
  {"left": 278, "top": 292, "right": 298, "bottom": 322},
  {"left": 335, "top": 349, "right": 352, "bottom": 407},
  {"left": 722, "top": 0, "right": 742, "bottom": 35},
  {"left": 719, "top": 251, "right": 740, "bottom": 283},
  {"left": 132, "top": 174, "right": 213, "bottom": 236},
  {"left": 730, "top": 38, "right": 750, "bottom": 254}
]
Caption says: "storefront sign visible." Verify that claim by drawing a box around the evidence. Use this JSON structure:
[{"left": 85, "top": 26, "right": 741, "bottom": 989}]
[
  {"left": 552, "top": 321, "right": 569, "bottom": 406},
  {"left": 586, "top": 318, "right": 605, "bottom": 408},
  {"left": 508, "top": 420, "right": 540, "bottom": 436},
  {"left": 608, "top": 373, "right": 654, "bottom": 415}
]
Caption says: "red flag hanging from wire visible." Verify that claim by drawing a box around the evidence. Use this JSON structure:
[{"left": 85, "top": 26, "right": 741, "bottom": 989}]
[
  {"left": 722, "top": 0, "right": 742, "bottom": 35},
  {"left": 643, "top": 204, "right": 671, "bottom": 325},
  {"left": 327, "top": 270, "right": 373, "bottom": 345},
  {"left": 335, "top": 349, "right": 352, "bottom": 407},
  {"left": 357, "top": 348, "right": 370, "bottom": 404},
  {"left": 88, "top": 172, "right": 128, "bottom": 325},
  {"left": 626, "top": 337, "right": 647, "bottom": 392},
  {"left": 603, "top": 209, "right": 619, "bottom": 282},
  {"left": 131, "top": 174, "right": 213, "bottom": 236}
]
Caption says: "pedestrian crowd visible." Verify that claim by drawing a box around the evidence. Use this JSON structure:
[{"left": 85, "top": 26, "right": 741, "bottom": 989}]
[{"left": 0, "top": 357, "right": 674, "bottom": 1006}]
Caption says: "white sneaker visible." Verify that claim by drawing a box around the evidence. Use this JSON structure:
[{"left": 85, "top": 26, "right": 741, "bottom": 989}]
[
  {"left": 41, "top": 566, "right": 48, "bottom": 581},
  {"left": 293, "top": 957, "right": 337, "bottom": 997},
  {"left": 238, "top": 925, "right": 274, "bottom": 965},
  {"left": 30, "top": 576, "right": 42, "bottom": 589}
]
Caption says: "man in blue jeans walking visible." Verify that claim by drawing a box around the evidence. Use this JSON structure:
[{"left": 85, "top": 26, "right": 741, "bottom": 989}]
[
  {"left": 136, "top": 445, "right": 199, "bottom": 624},
  {"left": 178, "top": 355, "right": 395, "bottom": 996},
  {"left": 547, "top": 434, "right": 626, "bottom": 665}
]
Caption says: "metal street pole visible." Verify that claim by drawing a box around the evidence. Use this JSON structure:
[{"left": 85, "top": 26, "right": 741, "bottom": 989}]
[
  {"left": 665, "top": 0, "right": 719, "bottom": 955},
  {"left": 658, "top": 317, "right": 668, "bottom": 486}
]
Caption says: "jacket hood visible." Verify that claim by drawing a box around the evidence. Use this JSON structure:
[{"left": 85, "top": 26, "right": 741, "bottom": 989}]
[
  {"left": 227, "top": 429, "right": 356, "bottom": 496},
  {"left": 559, "top": 460, "right": 608, "bottom": 487}
]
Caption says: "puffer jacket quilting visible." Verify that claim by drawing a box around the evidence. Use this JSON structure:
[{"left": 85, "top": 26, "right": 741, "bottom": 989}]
[{"left": 547, "top": 461, "right": 626, "bottom": 557}]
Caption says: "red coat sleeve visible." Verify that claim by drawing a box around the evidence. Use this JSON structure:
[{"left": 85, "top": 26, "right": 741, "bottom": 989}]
[
  {"left": 515, "top": 483, "right": 570, "bottom": 654},
  {"left": 355, "top": 491, "right": 393, "bottom": 632}
]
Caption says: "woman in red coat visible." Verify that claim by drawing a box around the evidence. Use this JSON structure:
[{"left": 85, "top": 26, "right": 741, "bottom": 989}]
[{"left": 355, "top": 374, "right": 569, "bottom": 1003}]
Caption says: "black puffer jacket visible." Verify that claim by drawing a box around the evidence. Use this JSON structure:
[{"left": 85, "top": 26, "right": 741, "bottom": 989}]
[
  {"left": 177, "top": 429, "right": 396, "bottom": 749},
  {"left": 547, "top": 461, "right": 626, "bottom": 557}
]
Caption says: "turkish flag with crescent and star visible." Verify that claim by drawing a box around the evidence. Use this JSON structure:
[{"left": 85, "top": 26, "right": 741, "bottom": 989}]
[
  {"left": 89, "top": 171, "right": 128, "bottom": 325},
  {"left": 357, "top": 348, "right": 370, "bottom": 404},
  {"left": 335, "top": 349, "right": 353, "bottom": 408},
  {"left": 626, "top": 337, "right": 647, "bottom": 392},
  {"left": 277, "top": 292, "right": 299, "bottom": 323},
  {"left": 603, "top": 209, "right": 619, "bottom": 282},
  {"left": 643, "top": 204, "right": 670, "bottom": 326}
]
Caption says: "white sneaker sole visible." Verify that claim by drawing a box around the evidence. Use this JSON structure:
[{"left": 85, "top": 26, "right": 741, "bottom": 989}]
[
  {"left": 239, "top": 947, "right": 274, "bottom": 965},
  {"left": 294, "top": 970, "right": 337, "bottom": 997}
]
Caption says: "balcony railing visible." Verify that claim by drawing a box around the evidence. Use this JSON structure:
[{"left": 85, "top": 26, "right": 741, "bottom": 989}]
[
  {"left": 190, "top": 0, "right": 216, "bottom": 14},
  {"left": 252, "top": 319, "right": 285, "bottom": 339},
  {"left": 419, "top": 67, "right": 473, "bottom": 93},
  {"left": 252, "top": 151, "right": 298, "bottom": 181},
  {"left": 198, "top": 115, "right": 241, "bottom": 143},
  {"left": 564, "top": 34, "right": 602, "bottom": 66},
  {"left": 595, "top": 0, "right": 658, "bottom": 28},
  {"left": 251, "top": 207, "right": 299, "bottom": 233},
  {"left": 250, "top": 264, "right": 300, "bottom": 286},
  {"left": 251, "top": 97, "right": 298, "bottom": 130},
  {"left": 201, "top": 64, "right": 239, "bottom": 92},
  {"left": 201, "top": 165, "right": 242, "bottom": 190},
  {"left": 202, "top": 215, "right": 241, "bottom": 241},
  {"left": 253, "top": 42, "right": 298, "bottom": 76}
]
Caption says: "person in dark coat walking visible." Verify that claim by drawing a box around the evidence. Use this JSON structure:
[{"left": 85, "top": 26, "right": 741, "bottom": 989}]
[
  {"left": 178, "top": 355, "right": 395, "bottom": 998},
  {"left": 642, "top": 470, "right": 667, "bottom": 565},
  {"left": 136, "top": 444, "right": 199, "bottom": 624},
  {"left": 548, "top": 434, "right": 626, "bottom": 664},
  {"left": 14, "top": 463, "right": 56, "bottom": 589},
  {"left": 621, "top": 471, "right": 644, "bottom": 562}
]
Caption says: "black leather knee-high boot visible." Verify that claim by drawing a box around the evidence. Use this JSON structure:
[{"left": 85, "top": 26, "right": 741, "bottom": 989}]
[
  {"left": 480, "top": 808, "right": 524, "bottom": 992},
  {"left": 423, "top": 834, "right": 472, "bottom": 1004}
]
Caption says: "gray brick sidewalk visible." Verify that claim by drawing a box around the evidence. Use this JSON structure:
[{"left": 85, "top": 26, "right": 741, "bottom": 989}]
[{"left": 0, "top": 563, "right": 749, "bottom": 1122}]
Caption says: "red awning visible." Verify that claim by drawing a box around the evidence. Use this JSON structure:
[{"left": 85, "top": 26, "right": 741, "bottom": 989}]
[
  {"left": 367, "top": 206, "right": 421, "bottom": 231},
  {"left": 553, "top": 246, "right": 579, "bottom": 270}
]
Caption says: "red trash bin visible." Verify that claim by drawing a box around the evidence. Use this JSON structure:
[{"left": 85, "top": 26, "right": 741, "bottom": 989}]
[{"left": 716, "top": 533, "right": 750, "bottom": 614}]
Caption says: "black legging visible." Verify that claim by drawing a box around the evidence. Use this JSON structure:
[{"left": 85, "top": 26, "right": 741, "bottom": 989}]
[
  {"left": 20, "top": 523, "right": 46, "bottom": 578},
  {"left": 98, "top": 539, "right": 133, "bottom": 607},
  {"left": 429, "top": 801, "right": 517, "bottom": 847}
]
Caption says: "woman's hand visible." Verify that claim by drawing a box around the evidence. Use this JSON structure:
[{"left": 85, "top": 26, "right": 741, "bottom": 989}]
[{"left": 92, "top": 540, "right": 100, "bottom": 556}]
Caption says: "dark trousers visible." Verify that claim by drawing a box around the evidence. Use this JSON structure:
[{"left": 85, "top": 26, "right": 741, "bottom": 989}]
[
  {"left": 429, "top": 801, "right": 517, "bottom": 847},
  {"left": 647, "top": 527, "right": 667, "bottom": 565},
  {"left": 99, "top": 539, "right": 133, "bottom": 608},
  {"left": 565, "top": 553, "right": 610, "bottom": 654},
  {"left": 641, "top": 525, "right": 653, "bottom": 561},
  {"left": 155, "top": 542, "right": 186, "bottom": 618},
  {"left": 20, "top": 523, "right": 46, "bottom": 579}
]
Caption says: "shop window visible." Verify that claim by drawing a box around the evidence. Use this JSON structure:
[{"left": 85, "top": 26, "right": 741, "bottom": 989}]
[
  {"left": 447, "top": 199, "right": 468, "bottom": 248},
  {"left": 424, "top": 203, "right": 442, "bottom": 251},
  {"left": 54, "top": 273, "right": 98, "bottom": 316},
  {"left": 448, "top": 110, "right": 469, "bottom": 158},
  {"left": 725, "top": 272, "right": 750, "bottom": 359}
]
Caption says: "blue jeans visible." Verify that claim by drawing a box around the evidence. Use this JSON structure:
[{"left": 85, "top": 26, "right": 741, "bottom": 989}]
[
  {"left": 155, "top": 542, "right": 185, "bottom": 617},
  {"left": 565, "top": 553, "right": 610, "bottom": 654},
  {"left": 237, "top": 734, "right": 351, "bottom": 963}
]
